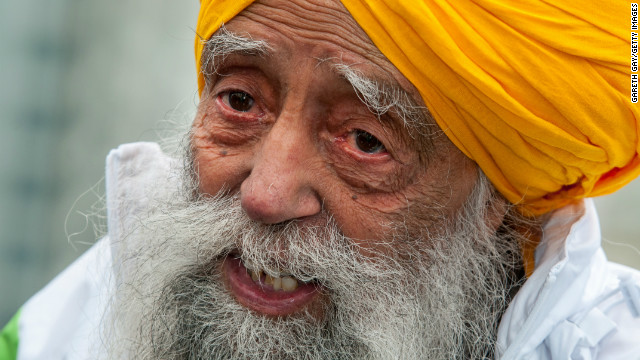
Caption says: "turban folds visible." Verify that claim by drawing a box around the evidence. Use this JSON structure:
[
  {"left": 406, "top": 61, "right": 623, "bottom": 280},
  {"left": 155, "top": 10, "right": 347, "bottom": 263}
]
[{"left": 195, "top": 0, "right": 640, "bottom": 215}]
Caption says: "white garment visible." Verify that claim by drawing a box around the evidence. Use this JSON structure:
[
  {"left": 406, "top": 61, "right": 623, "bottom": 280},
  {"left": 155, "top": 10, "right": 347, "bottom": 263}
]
[
  {"left": 496, "top": 200, "right": 640, "bottom": 359},
  {"left": 15, "top": 142, "right": 640, "bottom": 359}
]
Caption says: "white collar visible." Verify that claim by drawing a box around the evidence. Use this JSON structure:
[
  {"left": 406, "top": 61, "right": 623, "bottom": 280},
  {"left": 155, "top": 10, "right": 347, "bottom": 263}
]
[{"left": 497, "top": 199, "right": 610, "bottom": 358}]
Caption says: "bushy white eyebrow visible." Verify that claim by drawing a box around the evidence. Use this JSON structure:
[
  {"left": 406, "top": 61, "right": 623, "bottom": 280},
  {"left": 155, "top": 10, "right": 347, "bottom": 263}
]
[
  {"left": 332, "top": 62, "right": 436, "bottom": 136},
  {"left": 200, "top": 24, "right": 271, "bottom": 77}
]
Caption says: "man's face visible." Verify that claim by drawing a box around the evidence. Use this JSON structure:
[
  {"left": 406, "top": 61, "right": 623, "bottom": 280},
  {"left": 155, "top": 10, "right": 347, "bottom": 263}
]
[
  {"left": 104, "top": 1, "right": 525, "bottom": 359},
  {"left": 191, "top": 0, "right": 478, "bottom": 317}
]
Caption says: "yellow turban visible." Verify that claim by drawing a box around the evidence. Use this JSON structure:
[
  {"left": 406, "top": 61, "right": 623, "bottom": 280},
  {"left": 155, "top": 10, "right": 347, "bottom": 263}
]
[{"left": 195, "top": 0, "right": 640, "bottom": 215}]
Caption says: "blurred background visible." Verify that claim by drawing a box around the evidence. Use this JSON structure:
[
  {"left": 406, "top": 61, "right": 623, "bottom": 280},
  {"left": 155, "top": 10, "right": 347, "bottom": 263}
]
[
  {"left": 0, "top": 0, "right": 639, "bottom": 327},
  {"left": 0, "top": 0, "right": 200, "bottom": 326}
]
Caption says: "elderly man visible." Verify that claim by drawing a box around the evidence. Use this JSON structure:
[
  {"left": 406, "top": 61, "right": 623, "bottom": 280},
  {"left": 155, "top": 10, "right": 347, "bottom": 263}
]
[{"left": 2, "top": 0, "right": 640, "bottom": 359}]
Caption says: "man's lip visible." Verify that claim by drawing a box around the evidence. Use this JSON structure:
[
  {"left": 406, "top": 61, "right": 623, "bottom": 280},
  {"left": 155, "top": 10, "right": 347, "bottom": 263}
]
[{"left": 222, "top": 255, "right": 321, "bottom": 316}]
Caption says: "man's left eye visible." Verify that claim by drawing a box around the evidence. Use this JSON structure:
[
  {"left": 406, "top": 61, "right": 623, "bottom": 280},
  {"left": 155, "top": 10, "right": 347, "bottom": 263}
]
[
  {"left": 353, "top": 129, "right": 386, "bottom": 154},
  {"left": 224, "top": 91, "right": 255, "bottom": 112}
]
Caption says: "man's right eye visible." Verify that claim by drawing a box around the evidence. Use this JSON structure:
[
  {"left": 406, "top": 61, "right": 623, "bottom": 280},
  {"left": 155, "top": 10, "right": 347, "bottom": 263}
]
[{"left": 222, "top": 91, "right": 255, "bottom": 112}]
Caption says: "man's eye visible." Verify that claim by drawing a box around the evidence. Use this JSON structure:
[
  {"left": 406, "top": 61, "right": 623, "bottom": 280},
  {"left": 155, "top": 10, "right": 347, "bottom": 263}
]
[
  {"left": 354, "top": 130, "right": 386, "bottom": 154},
  {"left": 225, "top": 91, "right": 255, "bottom": 112}
]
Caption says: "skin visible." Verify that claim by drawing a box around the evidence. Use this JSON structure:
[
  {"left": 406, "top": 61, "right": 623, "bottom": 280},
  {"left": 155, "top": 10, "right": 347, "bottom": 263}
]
[{"left": 191, "top": 0, "right": 481, "bottom": 312}]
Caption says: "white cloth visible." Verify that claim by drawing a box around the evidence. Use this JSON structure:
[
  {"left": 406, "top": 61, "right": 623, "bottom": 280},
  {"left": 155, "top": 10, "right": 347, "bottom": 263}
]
[
  {"left": 16, "top": 142, "right": 640, "bottom": 359},
  {"left": 496, "top": 200, "right": 640, "bottom": 359}
]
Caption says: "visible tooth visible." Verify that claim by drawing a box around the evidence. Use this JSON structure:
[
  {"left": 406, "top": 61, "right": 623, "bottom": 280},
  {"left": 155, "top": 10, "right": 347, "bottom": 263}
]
[
  {"left": 281, "top": 276, "right": 298, "bottom": 291},
  {"left": 273, "top": 277, "right": 282, "bottom": 291},
  {"left": 250, "top": 270, "right": 260, "bottom": 282},
  {"left": 265, "top": 274, "right": 275, "bottom": 286}
]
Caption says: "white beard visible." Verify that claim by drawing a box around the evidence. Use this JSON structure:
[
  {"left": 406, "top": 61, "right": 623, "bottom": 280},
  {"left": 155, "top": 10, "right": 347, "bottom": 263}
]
[{"left": 100, "top": 150, "right": 527, "bottom": 360}]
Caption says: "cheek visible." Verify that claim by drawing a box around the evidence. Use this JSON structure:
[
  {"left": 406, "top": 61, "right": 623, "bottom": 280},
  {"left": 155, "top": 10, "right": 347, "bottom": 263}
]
[
  {"left": 191, "top": 117, "right": 253, "bottom": 195},
  {"left": 330, "top": 150, "right": 478, "bottom": 252},
  {"left": 194, "top": 149, "right": 247, "bottom": 195},
  {"left": 321, "top": 188, "right": 415, "bottom": 252}
]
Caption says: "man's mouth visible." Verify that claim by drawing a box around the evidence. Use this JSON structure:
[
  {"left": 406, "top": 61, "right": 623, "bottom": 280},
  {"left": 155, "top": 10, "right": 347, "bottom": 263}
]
[{"left": 222, "top": 254, "right": 322, "bottom": 316}]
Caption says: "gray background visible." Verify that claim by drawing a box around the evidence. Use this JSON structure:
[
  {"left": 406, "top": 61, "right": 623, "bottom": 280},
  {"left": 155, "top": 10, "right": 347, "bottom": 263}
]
[
  {"left": 0, "top": 0, "right": 200, "bottom": 326},
  {"left": 1, "top": 0, "right": 639, "bottom": 327}
]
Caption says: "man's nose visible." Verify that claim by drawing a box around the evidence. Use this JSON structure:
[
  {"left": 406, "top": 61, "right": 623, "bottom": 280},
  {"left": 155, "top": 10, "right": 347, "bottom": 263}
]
[{"left": 239, "top": 120, "right": 322, "bottom": 224}]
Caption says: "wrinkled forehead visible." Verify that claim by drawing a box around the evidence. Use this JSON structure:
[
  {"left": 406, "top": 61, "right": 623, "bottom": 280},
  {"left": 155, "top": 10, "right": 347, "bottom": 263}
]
[
  {"left": 199, "top": 0, "right": 422, "bottom": 103},
  {"left": 226, "top": 0, "right": 380, "bottom": 62}
]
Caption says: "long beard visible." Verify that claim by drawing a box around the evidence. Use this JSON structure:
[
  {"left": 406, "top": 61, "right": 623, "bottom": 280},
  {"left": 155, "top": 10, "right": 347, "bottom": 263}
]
[{"left": 101, "top": 155, "right": 526, "bottom": 360}]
